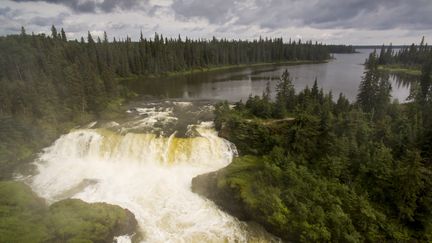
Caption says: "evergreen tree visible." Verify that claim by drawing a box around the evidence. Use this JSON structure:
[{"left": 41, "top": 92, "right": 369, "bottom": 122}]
[
  {"left": 103, "top": 31, "right": 108, "bottom": 43},
  {"left": 419, "top": 61, "right": 431, "bottom": 103},
  {"left": 334, "top": 93, "right": 350, "bottom": 115},
  {"left": 87, "top": 31, "right": 94, "bottom": 44},
  {"left": 60, "top": 28, "right": 67, "bottom": 42},
  {"left": 20, "top": 26, "right": 26, "bottom": 36},
  {"left": 357, "top": 64, "right": 380, "bottom": 113},
  {"left": 51, "top": 25, "right": 57, "bottom": 39},
  {"left": 274, "top": 69, "right": 295, "bottom": 117}
]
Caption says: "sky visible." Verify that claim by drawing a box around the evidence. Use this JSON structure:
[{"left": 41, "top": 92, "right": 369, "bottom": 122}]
[{"left": 1, "top": 0, "right": 431, "bottom": 45}]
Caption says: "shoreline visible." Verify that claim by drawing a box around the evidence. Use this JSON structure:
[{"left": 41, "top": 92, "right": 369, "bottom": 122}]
[
  {"left": 378, "top": 64, "right": 422, "bottom": 76},
  {"left": 117, "top": 60, "right": 330, "bottom": 81}
]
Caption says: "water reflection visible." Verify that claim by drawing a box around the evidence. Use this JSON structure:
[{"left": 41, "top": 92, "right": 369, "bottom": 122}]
[{"left": 124, "top": 50, "right": 412, "bottom": 103}]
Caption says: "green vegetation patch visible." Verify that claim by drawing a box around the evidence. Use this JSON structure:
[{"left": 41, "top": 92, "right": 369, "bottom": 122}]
[
  {"left": 378, "top": 65, "right": 422, "bottom": 76},
  {"left": 0, "top": 181, "right": 49, "bottom": 242},
  {"left": 0, "top": 181, "right": 138, "bottom": 243},
  {"left": 205, "top": 156, "right": 389, "bottom": 242},
  {"left": 199, "top": 50, "right": 432, "bottom": 241}
]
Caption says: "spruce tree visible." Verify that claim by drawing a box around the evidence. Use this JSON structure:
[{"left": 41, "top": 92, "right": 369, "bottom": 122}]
[
  {"left": 87, "top": 31, "right": 94, "bottom": 44},
  {"left": 51, "top": 25, "right": 57, "bottom": 39},
  {"left": 20, "top": 26, "right": 26, "bottom": 36},
  {"left": 275, "top": 69, "right": 295, "bottom": 117},
  {"left": 60, "top": 28, "right": 67, "bottom": 42}
]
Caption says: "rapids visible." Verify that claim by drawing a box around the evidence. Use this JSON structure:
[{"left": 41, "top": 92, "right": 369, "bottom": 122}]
[{"left": 26, "top": 101, "right": 278, "bottom": 243}]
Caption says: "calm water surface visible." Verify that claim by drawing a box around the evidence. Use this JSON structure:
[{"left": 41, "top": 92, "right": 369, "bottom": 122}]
[{"left": 126, "top": 49, "right": 411, "bottom": 102}]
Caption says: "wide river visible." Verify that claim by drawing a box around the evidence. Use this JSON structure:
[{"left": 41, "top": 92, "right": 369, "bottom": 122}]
[
  {"left": 24, "top": 50, "right": 413, "bottom": 243},
  {"left": 126, "top": 49, "right": 411, "bottom": 103}
]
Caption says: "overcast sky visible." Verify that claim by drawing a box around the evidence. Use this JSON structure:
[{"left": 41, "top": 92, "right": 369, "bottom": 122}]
[{"left": 1, "top": 0, "right": 431, "bottom": 45}]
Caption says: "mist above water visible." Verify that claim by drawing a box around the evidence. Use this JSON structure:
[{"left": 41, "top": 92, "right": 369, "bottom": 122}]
[{"left": 27, "top": 101, "right": 278, "bottom": 243}]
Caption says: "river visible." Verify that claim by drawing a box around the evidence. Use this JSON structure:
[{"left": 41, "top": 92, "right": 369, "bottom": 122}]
[
  {"left": 125, "top": 49, "right": 411, "bottom": 102},
  {"left": 27, "top": 101, "right": 279, "bottom": 243},
  {"left": 23, "top": 50, "right": 413, "bottom": 242}
]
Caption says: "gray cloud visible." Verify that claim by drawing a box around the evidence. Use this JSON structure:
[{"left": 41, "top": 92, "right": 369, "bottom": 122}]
[
  {"left": 0, "top": 7, "right": 12, "bottom": 15},
  {"left": 30, "top": 12, "right": 68, "bottom": 26},
  {"left": 9, "top": 0, "right": 432, "bottom": 30},
  {"left": 172, "top": 0, "right": 234, "bottom": 23},
  {"left": 172, "top": 0, "right": 432, "bottom": 30},
  {"left": 1, "top": 0, "right": 432, "bottom": 45},
  {"left": 11, "top": 0, "right": 146, "bottom": 13}
]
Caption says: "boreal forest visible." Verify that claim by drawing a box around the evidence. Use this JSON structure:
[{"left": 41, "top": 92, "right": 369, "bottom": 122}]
[
  {"left": 0, "top": 27, "right": 354, "bottom": 178},
  {"left": 0, "top": 23, "right": 430, "bottom": 242},
  {"left": 194, "top": 41, "right": 432, "bottom": 242}
]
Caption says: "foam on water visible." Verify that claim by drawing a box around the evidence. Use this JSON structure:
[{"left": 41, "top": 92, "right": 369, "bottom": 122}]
[{"left": 28, "top": 106, "right": 277, "bottom": 242}]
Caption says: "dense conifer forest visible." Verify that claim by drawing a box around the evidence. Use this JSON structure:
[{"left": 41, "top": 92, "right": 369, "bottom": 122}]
[
  {"left": 1, "top": 0, "right": 431, "bottom": 240},
  {"left": 196, "top": 40, "right": 432, "bottom": 242},
  {"left": 372, "top": 37, "right": 431, "bottom": 67},
  {"left": 0, "top": 26, "right": 355, "bottom": 179},
  {"left": 2, "top": 25, "right": 430, "bottom": 242}
]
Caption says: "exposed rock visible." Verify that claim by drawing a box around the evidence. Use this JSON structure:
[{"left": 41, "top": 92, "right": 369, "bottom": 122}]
[{"left": 192, "top": 170, "right": 249, "bottom": 221}]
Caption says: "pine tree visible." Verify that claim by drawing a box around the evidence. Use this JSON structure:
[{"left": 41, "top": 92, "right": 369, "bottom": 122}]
[
  {"left": 419, "top": 61, "right": 431, "bottom": 103},
  {"left": 51, "top": 25, "right": 57, "bottom": 39},
  {"left": 60, "top": 28, "right": 67, "bottom": 42},
  {"left": 103, "top": 31, "right": 108, "bottom": 43},
  {"left": 274, "top": 69, "right": 295, "bottom": 117},
  {"left": 334, "top": 93, "right": 350, "bottom": 115},
  {"left": 20, "top": 26, "right": 26, "bottom": 36},
  {"left": 375, "top": 74, "right": 392, "bottom": 119},
  {"left": 357, "top": 68, "right": 379, "bottom": 113},
  {"left": 87, "top": 31, "right": 94, "bottom": 44},
  {"left": 311, "top": 77, "right": 319, "bottom": 99}
]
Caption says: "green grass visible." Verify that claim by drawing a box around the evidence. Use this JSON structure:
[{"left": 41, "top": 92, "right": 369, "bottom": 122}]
[{"left": 378, "top": 65, "right": 422, "bottom": 76}]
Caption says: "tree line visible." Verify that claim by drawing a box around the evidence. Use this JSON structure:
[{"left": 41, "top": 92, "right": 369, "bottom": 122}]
[
  {"left": 369, "top": 37, "right": 432, "bottom": 67},
  {"left": 0, "top": 26, "right": 354, "bottom": 178},
  {"left": 213, "top": 47, "right": 432, "bottom": 241}
]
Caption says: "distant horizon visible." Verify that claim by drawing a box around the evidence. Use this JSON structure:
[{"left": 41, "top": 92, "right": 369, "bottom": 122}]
[
  {"left": 1, "top": 0, "right": 431, "bottom": 46},
  {"left": 3, "top": 26, "right": 425, "bottom": 47}
]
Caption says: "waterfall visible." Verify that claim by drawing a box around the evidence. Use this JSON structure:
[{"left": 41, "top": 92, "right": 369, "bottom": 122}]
[{"left": 29, "top": 115, "right": 275, "bottom": 242}]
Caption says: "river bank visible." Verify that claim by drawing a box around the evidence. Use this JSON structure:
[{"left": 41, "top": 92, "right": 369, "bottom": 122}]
[
  {"left": 117, "top": 60, "right": 329, "bottom": 81},
  {"left": 190, "top": 74, "right": 432, "bottom": 242},
  {"left": 378, "top": 64, "right": 422, "bottom": 76}
]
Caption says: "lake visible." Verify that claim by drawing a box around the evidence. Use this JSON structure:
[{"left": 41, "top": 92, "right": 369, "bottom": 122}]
[{"left": 125, "top": 49, "right": 412, "bottom": 103}]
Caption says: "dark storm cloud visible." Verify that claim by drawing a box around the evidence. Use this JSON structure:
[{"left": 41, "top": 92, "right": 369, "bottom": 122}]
[
  {"left": 172, "top": 0, "right": 432, "bottom": 30},
  {"left": 11, "top": 0, "right": 146, "bottom": 13}
]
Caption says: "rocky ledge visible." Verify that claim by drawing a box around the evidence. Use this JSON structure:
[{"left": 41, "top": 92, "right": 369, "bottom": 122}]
[{"left": 191, "top": 170, "right": 249, "bottom": 221}]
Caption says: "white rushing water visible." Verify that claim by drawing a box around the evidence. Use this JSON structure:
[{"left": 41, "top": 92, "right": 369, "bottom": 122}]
[{"left": 28, "top": 103, "right": 276, "bottom": 243}]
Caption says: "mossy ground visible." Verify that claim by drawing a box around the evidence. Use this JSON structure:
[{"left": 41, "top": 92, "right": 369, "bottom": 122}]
[{"left": 0, "top": 181, "right": 138, "bottom": 243}]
